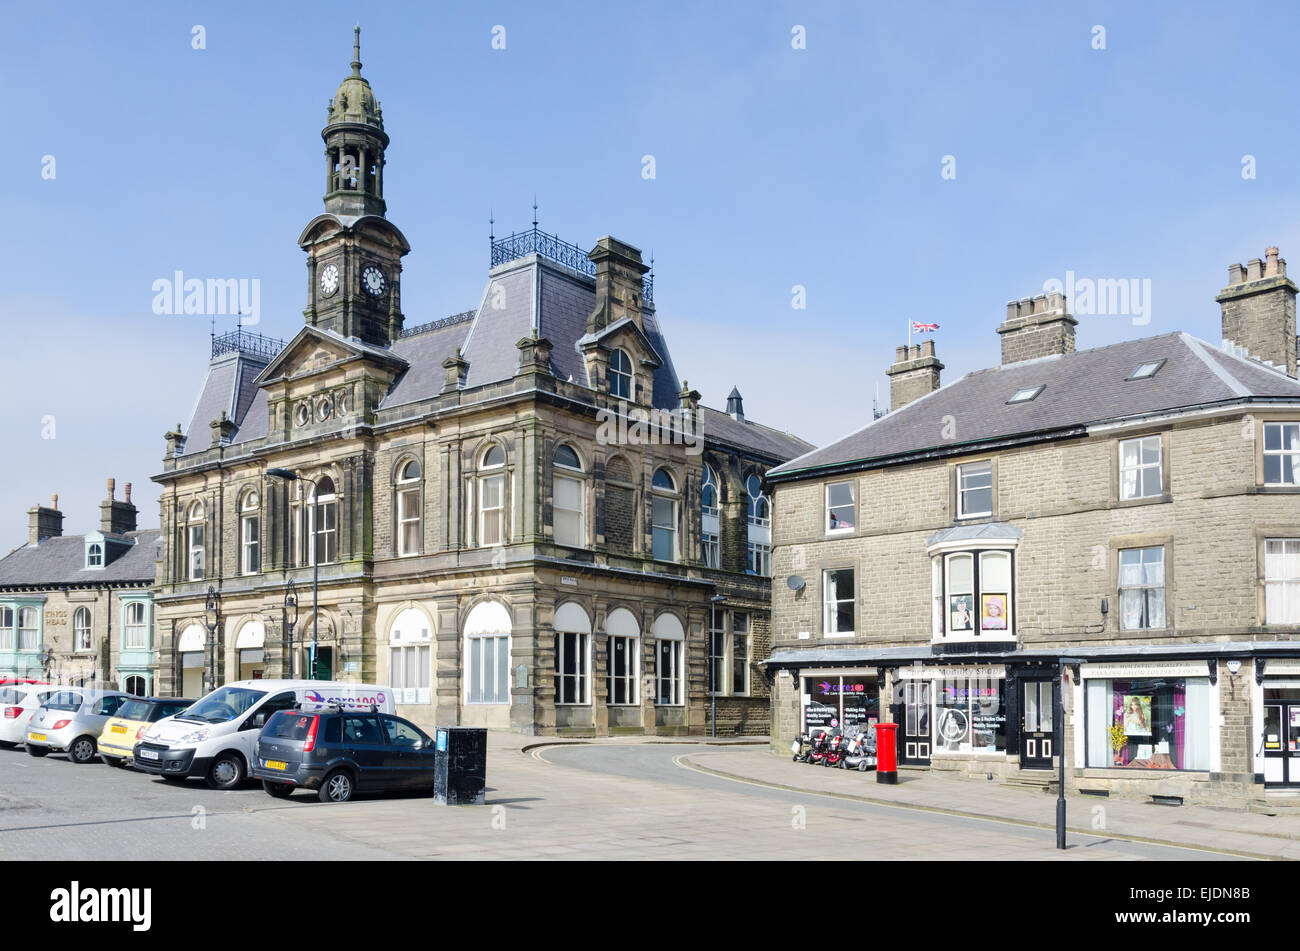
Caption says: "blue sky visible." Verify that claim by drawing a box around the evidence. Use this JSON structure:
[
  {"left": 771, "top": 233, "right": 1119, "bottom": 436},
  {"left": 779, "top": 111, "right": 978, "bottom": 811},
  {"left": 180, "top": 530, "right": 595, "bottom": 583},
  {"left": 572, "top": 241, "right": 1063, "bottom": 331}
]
[{"left": 4, "top": 0, "right": 1299, "bottom": 543}]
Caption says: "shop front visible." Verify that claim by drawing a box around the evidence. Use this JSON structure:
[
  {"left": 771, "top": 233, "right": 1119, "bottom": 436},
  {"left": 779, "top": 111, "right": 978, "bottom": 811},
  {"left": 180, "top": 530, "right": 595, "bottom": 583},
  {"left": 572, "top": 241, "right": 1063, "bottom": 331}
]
[
  {"left": 1080, "top": 662, "right": 1213, "bottom": 773},
  {"left": 894, "top": 664, "right": 1008, "bottom": 770},
  {"left": 800, "top": 670, "right": 879, "bottom": 737}
]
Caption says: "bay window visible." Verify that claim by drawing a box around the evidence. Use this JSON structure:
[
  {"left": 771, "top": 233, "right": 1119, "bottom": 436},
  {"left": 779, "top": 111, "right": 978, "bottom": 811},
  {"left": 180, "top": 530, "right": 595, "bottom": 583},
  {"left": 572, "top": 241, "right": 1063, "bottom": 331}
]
[
  {"left": 0, "top": 607, "right": 13, "bottom": 650},
  {"left": 1263, "top": 422, "right": 1300, "bottom": 486},
  {"left": 931, "top": 547, "right": 1015, "bottom": 641},
  {"left": 123, "top": 601, "right": 148, "bottom": 650},
  {"left": 17, "top": 607, "right": 38, "bottom": 651}
]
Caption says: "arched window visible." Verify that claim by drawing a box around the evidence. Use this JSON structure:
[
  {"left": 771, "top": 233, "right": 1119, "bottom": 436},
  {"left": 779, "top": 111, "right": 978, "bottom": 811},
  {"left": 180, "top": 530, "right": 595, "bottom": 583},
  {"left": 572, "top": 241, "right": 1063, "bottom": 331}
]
[
  {"left": 464, "top": 601, "right": 511, "bottom": 704},
  {"left": 553, "top": 445, "right": 585, "bottom": 547},
  {"left": 606, "top": 607, "right": 640, "bottom": 706},
  {"left": 293, "top": 476, "right": 339, "bottom": 566},
  {"left": 235, "top": 619, "right": 265, "bottom": 680},
  {"left": 389, "top": 607, "right": 432, "bottom": 704},
  {"left": 396, "top": 459, "right": 422, "bottom": 557},
  {"left": 554, "top": 602, "right": 592, "bottom": 705},
  {"left": 746, "top": 473, "right": 771, "bottom": 576},
  {"left": 124, "top": 675, "right": 146, "bottom": 697},
  {"left": 240, "top": 490, "right": 260, "bottom": 575},
  {"left": 73, "top": 607, "right": 92, "bottom": 651},
  {"left": 701, "top": 465, "right": 720, "bottom": 569},
  {"left": 654, "top": 613, "right": 685, "bottom": 706},
  {"left": 124, "top": 601, "right": 148, "bottom": 649},
  {"left": 86, "top": 543, "right": 103, "bottom": 569},
  {"left": 187, "top": 501, "right": 205, "bottom": 580},
  {"left": 476, "top": 445, "right": 507, "bottom": 547},
  {"left": 651, "top": 468, "right": 678, "bottom": 562},
  {"left": 608, "top": 348, "right": 632, "bottom": 399}
]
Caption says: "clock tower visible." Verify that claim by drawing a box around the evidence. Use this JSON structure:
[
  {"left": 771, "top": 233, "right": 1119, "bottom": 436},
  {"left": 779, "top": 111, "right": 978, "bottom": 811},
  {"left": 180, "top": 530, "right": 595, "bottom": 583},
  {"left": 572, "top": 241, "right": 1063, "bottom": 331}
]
[{"left": 299, "top": 27, "right": 410, "bottom": 348}]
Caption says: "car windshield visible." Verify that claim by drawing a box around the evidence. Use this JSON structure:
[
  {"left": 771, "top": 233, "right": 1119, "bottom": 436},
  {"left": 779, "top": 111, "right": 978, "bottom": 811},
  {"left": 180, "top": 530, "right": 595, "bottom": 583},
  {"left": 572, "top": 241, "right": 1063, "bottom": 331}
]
[
  {"left": 116, "top": 700, "right": 154, "bottom": 721},
  {"left": 155, "top": 702, "right": 192, "bottom": 720},
  {"left": 177, "top": 686, "right": 266, "bottom": 723}
]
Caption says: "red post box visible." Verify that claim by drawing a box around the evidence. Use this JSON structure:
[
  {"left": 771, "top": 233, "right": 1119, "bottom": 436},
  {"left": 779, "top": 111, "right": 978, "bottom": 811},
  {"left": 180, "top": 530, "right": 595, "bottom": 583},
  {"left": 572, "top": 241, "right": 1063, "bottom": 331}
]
[{"left": 874, "top": 722, "right": 899, "bottom": 784}]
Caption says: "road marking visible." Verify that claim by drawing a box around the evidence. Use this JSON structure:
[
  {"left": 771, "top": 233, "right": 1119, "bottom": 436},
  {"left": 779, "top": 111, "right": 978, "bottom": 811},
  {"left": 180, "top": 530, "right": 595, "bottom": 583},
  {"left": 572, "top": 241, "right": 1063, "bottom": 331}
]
[{"left": 671, "top": 753, "right": 1259, "bottom": 861}]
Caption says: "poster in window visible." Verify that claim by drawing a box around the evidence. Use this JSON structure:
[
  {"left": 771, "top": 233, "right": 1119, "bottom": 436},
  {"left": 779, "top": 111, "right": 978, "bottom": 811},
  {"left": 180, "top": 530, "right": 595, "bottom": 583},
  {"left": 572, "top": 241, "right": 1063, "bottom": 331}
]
[
  {"left": 949, "top": 595, "right": 973, "bottom": 631},
  {"left": 1122, "top": 694, "right": 1152, "bottom": 736},
  {"left": 980, "top": 594, "right": 1007, "bottom": 630}
]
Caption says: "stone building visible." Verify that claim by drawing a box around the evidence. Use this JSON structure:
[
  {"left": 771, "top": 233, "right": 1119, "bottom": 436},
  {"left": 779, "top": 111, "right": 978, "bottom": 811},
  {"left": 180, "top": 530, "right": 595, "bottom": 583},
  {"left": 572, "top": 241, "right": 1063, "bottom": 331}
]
[
  {"left": 0, "top": 482, "right": 159, "bottom": 693},
  {"left": 150, "top": 32, "right": 810, "bottom": 735},
  {"left": 765, "top": 247, "right": 1300, "bottom": 809}
]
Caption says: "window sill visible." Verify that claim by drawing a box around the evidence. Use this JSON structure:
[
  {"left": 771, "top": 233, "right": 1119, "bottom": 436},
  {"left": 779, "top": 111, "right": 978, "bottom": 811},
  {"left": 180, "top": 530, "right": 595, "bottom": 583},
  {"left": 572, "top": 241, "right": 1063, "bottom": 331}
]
[
  {"left": 1257, "top": 485, "right": 1300, "bottom": 493},
  {"left": 824, "top": 528, "right": 855, "bottom": 537},
  {"left": 1115, "top": 494, "right": 1169, "bottom": 507},
  {"left": 954, "top": 513, "right": 993, "bottom": 522},
  {"left": 823, "top": 632, "right": 856, "bottom": 640}
]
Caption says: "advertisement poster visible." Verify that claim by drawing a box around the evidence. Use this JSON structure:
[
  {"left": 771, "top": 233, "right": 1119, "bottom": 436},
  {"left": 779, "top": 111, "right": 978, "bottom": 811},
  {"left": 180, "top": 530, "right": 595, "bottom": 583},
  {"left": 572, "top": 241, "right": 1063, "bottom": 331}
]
[
  {"left": 1122, "top": 695, "right": 1153, "bottom": 736},
  {"left": 950, "top": 595, "right": 974, "bottom": 631},
  {"left": 981, "top": 594, "right": 1008, "bottom": 630}
]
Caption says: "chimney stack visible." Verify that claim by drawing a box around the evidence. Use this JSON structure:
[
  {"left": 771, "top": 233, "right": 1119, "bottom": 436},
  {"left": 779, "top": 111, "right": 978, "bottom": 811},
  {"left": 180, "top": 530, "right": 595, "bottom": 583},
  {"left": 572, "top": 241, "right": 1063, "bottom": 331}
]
[
  {"left": 886, "top": 339, "right": 943, "bottom": 411},
  {"left": 997, "top": 291, "right": 1077, "bottom": 365},
  {"left": 27, "top": 493, "right": 63, "bottom": 546},
  {"left": 100, "top": 477, "right": 138, "bottom": 535},
  {"left": 586, "top": 236, "right": 650, "bottom": 335},
  {"left": 1216, "top": 246, "right": 1297, "bottom": 377}
]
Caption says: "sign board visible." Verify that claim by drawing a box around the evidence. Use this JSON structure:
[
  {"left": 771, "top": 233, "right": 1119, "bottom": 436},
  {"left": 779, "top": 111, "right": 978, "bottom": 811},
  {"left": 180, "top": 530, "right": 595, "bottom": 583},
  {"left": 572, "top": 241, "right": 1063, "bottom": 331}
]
[{"left": 344, "top": 661, "right": 359, "bottom": 673}]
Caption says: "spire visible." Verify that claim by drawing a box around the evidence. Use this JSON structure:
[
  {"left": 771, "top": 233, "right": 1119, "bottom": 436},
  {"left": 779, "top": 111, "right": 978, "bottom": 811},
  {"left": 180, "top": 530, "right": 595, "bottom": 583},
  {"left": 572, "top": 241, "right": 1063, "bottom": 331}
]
[{"left": 351, "top": 25, "right": 362, "bottom": 77}]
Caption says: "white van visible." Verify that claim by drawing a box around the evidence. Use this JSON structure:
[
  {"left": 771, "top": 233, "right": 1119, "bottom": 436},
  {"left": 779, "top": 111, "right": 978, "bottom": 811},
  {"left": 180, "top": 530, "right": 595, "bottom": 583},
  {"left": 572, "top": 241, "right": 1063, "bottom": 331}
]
[{"left": 131, "top": 680, "right": 394, "bottom": 790}]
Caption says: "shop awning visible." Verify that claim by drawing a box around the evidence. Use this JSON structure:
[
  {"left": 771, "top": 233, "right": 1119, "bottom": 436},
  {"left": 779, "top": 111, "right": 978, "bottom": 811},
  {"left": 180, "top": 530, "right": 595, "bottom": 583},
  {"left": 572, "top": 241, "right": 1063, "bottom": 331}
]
[{"left": 764, "top": 640, "right": 1300, "bottom": 669}]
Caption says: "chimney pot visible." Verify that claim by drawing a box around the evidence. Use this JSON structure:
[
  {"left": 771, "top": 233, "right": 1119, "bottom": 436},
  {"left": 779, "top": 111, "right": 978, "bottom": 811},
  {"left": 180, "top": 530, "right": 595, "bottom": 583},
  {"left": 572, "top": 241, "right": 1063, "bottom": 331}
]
[
  {"left": 1228, "top": 263, "right": 1246, "bottom": 285},
  {"left": 124, "top": 483, "right": 132, "bottom": 503},
  {"left": 1247, "top": 258, "right": 1264, "bottom": 281},
  {"left": 51, "top": 493, "right": 58, "bottom": 509},
  {"left": 107, "top": 477, "right": 115, "bottom": 499},
  {"left": 1217, "top": 246, "right": 1297, "bottom": 377}
]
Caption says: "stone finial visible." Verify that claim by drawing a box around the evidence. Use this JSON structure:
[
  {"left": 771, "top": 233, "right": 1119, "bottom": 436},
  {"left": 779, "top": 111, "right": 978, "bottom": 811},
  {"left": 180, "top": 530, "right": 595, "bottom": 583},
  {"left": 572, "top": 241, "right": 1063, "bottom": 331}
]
[{"left": 442, "top": 349, "right": 470, "bottom": 392}]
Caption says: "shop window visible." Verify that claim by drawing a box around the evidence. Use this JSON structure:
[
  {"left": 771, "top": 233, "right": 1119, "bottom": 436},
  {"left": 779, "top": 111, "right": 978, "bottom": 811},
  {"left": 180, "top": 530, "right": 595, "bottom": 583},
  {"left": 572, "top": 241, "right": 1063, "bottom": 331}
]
[
  {"left": 802, "top": 676, "right": 878, "bottom": 735},
  {"left": 1085, "top": 677, "right": 1210, "bottom": 770},
  {"left": 934, "top": 676, "right": 1006, "bottom": 753},
  {"left": 654, "top": 613, "right": 685, "bottom": 705},
  {"left": 1119, "top": 435, "right": 1162, "bottom": 500},
  {"left": 825, "top": 481, "right": 855, "bottom": 534},
  {"left": 388, "top": 608, "right": 431, "bottom": 705},
  {"left": 956, "top": 462, "right": 993, "bottom": 518},
  {"left": 1266, "top": 539, "right": 1300, "bottom": 624},
  {"left": 464, "top": 601, "right": 511, "bottom": 704},
  {"left": 607, "top": 636, "right": 638, "bottom": 705},
  {"left": 1119, "top": 547, "right": 1165, "bottom": 630},
  {"left": 1263, "top": 422, "right": 1300, "bottom": 486},
  {"left": 556, "top": 631, "right": 590, "bottom": 704},
  {"left": 822, "top": 569, "right": 855, "bottom": 637}
]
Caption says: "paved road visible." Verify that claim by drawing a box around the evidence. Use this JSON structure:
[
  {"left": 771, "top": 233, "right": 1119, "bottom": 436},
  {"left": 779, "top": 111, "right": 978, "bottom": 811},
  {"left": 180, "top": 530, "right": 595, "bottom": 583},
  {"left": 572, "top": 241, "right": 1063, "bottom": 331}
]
[{"left": 0, "top": 742, "right": 1240, "bottom": 860}]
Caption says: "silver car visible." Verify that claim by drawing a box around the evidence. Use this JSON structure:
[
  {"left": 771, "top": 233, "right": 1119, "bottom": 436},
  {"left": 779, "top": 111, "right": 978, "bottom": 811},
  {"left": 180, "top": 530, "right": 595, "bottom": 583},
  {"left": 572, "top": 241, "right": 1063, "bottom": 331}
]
[{"left": 26, "top": 689, "right": 135, "bottom": 764}]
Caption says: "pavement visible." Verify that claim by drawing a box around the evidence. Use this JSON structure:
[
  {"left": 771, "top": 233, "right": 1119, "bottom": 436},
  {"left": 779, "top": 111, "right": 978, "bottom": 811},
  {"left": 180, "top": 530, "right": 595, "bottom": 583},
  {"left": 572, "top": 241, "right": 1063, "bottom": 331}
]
[{"left": 0, "top": 734, "right": 1283, "bottom": 860}]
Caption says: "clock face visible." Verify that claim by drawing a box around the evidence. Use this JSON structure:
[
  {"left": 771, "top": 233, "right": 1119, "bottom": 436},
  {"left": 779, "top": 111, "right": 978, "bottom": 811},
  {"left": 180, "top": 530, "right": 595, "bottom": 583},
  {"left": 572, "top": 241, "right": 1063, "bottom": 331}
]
[
  {"left": 319, "top": 263, "right": 339, "bottom": 296},
  {"left": 361, "top": 265, "right": 386, "bottom": 297}
]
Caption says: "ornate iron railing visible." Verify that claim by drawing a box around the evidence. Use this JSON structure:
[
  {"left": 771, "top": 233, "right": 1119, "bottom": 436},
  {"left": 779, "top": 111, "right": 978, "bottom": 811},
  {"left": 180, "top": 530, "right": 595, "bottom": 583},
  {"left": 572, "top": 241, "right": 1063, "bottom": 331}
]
[
  {"left": 491, "top": 226, "right": 657, "bottom": 305},
  {"left": 211, "top": 328, "right": 285, "bottom": 361},
  {"left": 398, "top": 309, "right": 477, "bottom": 339}
]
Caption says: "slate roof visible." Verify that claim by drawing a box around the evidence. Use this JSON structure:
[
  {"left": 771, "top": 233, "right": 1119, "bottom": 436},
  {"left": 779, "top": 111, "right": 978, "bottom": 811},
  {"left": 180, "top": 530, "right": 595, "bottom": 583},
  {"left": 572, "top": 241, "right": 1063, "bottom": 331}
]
[
  {"left": 0, "top": 530, "right": 160, "bottom": 587},
  {"left": 698, "top": 407, "right": 815, "bottom": 461},
  {"left": 179, "top": 349, "right": 273, "bottom": 457},
  {"left": 770, "top": 332, "right": 1300, "bottom": 479}
]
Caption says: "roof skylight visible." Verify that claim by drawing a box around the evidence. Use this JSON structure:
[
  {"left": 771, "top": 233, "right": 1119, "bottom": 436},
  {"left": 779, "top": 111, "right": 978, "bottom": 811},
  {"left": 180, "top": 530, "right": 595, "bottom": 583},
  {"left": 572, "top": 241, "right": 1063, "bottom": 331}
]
[
  {"left": 1006, "top": 385, "right": 1045, "bottom": 404},
  {"left": 1128, "top": 359, "right": 1166, "bottom": 381}
]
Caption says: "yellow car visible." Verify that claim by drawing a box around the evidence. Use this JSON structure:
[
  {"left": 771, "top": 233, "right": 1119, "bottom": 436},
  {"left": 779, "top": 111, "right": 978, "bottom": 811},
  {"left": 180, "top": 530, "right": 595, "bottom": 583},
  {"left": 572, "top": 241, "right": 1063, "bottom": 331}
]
[{"left": 97, "top": 697, "right": 195, "bottom": 767}]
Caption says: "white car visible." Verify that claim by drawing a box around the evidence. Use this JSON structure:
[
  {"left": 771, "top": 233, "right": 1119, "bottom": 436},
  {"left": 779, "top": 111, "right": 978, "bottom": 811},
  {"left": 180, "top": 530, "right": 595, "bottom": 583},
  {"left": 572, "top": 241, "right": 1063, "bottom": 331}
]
[
  {"left": 0, "top": 683, "right": 57, "bottom": 748},
  {"left": 132, "top": 680, "right": 395, "bottom": 790}
]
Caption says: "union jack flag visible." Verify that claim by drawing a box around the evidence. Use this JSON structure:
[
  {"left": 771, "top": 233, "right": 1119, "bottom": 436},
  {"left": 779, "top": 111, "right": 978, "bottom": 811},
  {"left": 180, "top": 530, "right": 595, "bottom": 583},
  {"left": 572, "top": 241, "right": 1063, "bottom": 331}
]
[{"left": 911, "top": 321, "right": 939, "bottom": 333}]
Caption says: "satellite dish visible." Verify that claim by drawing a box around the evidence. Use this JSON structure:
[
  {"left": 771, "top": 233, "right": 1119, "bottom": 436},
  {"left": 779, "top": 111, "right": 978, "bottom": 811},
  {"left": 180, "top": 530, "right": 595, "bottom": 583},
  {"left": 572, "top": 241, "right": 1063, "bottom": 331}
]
[{"left": 786, "top": 575, "right": 806, "bottom": 592}]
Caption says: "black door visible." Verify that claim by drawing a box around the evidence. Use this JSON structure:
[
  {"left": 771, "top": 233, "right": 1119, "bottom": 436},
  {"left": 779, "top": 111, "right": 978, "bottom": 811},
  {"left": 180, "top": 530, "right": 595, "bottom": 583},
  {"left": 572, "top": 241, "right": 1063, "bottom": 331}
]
[
  {"left": 1020, "top": 680, "right": 1054, "bottom": 769},
  {"left": 899, "top": 681, "right": 931, "bottom": 765}
]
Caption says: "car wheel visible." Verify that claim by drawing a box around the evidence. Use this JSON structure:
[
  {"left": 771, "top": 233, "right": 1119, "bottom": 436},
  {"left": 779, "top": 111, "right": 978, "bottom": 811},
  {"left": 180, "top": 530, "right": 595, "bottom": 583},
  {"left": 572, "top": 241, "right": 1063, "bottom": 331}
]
[
  {"left": 206, "top": 752, "right": 246, "bottom": 790},
  {"left": 318, "top": 769, "right": 354, "bottom": 803},
  {"left": 69, "top": 737, "right": 97, "bottom": 764},
  {"left": 26, "top": 745, "right": 48, "bottom": 757},
  {"left": 262, "top": 780, "right": 293, "bottom": 799}
]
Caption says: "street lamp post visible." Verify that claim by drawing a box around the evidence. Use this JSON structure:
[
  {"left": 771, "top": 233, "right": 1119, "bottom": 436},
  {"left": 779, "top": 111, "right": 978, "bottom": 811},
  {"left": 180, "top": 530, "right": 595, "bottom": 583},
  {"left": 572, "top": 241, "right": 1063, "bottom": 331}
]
[
  {"left": 283, "top": 580, "right": 299, "bottom": 679},
  {"left": 267, "top": 469, "right": 319, "bottom": 680},
  {"left": 204, "top": 586, "right": 220, "bottom": 694},
  {"left": 1056, "top": 657, "right": 1082, "bottom": 850},
  {"left": 709, "top": 594, "right": 727, "bottom": 739}
]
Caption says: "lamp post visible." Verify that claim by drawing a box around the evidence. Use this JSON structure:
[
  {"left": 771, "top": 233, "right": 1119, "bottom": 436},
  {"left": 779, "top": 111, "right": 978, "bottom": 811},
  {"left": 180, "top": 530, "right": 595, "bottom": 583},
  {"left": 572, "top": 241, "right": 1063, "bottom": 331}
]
[
  {"left": 267, "top": 468, "right": 319, "bottom": 680},
  {"left": 1056, "top": 657, "right": 1083, "bottom": 850},
  {"left": 204, "top": 586, "right": 220, "bottom": 694},
  {"left": 283, "top": 580, "right": 299, "bottom": 679},
  {"left": 709, "top": 594, "right": 727, "bottom": 739}
]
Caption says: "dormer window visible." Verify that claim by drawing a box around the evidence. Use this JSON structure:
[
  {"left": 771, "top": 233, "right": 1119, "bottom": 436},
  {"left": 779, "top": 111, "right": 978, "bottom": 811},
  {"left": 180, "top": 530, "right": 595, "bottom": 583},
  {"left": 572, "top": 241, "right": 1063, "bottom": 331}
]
[
  {"left": 1127, "top": 359, "right": 1166, "bottom": 381},
  {"left": 1006, "top": 385, "right": 1044, "bottom": 404},
  {"left": 86, "top": 543, "right": 103, "bottom": 569},
  {"left": 608, "top": 349, "right": 633, "bottom": 400}
]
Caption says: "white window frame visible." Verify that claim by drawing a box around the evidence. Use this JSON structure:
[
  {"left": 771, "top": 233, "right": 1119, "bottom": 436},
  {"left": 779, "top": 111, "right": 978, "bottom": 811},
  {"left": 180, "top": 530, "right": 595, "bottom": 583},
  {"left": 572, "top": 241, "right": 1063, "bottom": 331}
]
[
  {"left": 825, "top": 481, "right": 855, "bottom": 535},
  {"left": 187, "top": 501, "right": 205, "bottom": 581},
  {"left": 556, "top": 631, "right": 591, "bottom": 705},
  {"left": 396, "top": 460, "right": 422, "bottom": 557},
  {"left": 607, "top": 635, "right": 639, "bottom": 705},
  {"left": 73, "top": 607, "right": 92, "bottom": 651},
  {"left": 731, "top": 612, "right": 749, "bottom": 697},
  {"left": 702, "top": 465, "right": 720, "bottom": 568},
  {"left": 1265, "top": 538, "right": 1300, "bottom": 625},
  {"left": 1119, "top": 546, "right": 1166, "bottom": 631},
  {"left": 123, "top": 601, "right": 148, "bottom": 650},
  {"left": 1119, "top": 435, "right": 1162, "bottom": 501},
  {"left": 313, "top": 479, "right": 339, "bottom": 566},
  {"left": 16, "top": 607, "right": 38, "bottom": 651},
  {"left": 608, "top": 348, "right": 632, "bottom": 399},
  {"left": 956, "top": 462, "right": 993, "bottom": 519},
  {"left": 748, "top": 541, "right": 771, "bottom": 576},
  {"left": 656, "top": 639, "right": 683, "bottom": 705},
  {"left": 708, "top": 615, "right": 726, "bottom": 696},
  {"left": 553, "top": 448, "right": 586, "bottom": 548},
  {"left": 1263, "top": 422, "right": 1300, "bottom": 486},
  {"left": 0, "top": 606, "right": 12, "bottom": 650},
  {"left": 86, "top": 543, "right": 103, "bottom": 569},
  {"left": 240, "top": 491, "right": 260, "bottom": 576},
  {"left": 389, "top": 608, "right": 432, "bottom": 705},
  {"left": 651, "top": 469, "right": 679, "bottom": 562},
  {"left": 466, "top": 634, "right": 510, "bottom": 704},
  {"left": 823, "top": 568, "right": 855, "bottom": 638}
]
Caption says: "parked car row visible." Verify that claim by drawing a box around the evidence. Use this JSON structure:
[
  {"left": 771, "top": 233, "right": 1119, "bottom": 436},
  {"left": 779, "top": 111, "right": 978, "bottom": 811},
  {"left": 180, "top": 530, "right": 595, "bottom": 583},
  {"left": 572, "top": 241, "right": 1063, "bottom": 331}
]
[{"left": 0, "top": 679, "right": 438, "bottom": 803}]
